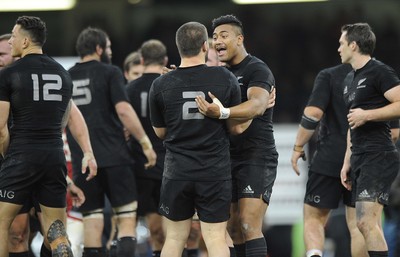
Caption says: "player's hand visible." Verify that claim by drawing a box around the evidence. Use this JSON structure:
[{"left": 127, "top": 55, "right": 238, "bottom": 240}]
[
  {"left": 162, "top": 64, "right": 177, "bottom": 75},
  {"left": 347, "top": 108, "right": 368, "bottom": 129},
  {"left": 195, "top": 92, "right": 223, "bottom": 119},
  {"left": 340, "top": 163, "right": 352, "bottom": 191},
  {"left": 82, "top": 152, "right": 97, "bottom": 181},
  {"left": 267, "top": 86, "right": 276, "bottom": 109},
  {"left": 68, "top": 183, "right": 85, "bottom": 207},
  {"left": 139, "top": 135, "right": 157, "bottom": 169},
  {"left": 123, "top": 128, "right": 130, "bottom": 141},
  {"left": 291, "top": 147, "right": 306, "bottom": 176},
  {"left": 143, "top": 148, "right": 157, "bottom": 169}
]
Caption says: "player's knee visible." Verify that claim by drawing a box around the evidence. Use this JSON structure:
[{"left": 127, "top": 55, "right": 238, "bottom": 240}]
[
  {"left": 356, "top": 217, "right": 370, "bottom": 235},
  {"left": 148, "top": 223, "right": 165, "bottom": 244},
  {"left": 9, "top": 229, "right": 29, "bottom": 249}
]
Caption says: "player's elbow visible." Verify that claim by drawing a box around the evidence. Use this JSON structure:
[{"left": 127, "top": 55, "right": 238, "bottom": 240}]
[{"left": 229, "top": 126, "right": 244, "bottom": 135}]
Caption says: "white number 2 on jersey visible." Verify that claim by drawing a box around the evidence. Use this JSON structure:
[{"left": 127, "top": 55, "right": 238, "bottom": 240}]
[{"left": 182, "top": 91, "right": 205, "bottom": 120}]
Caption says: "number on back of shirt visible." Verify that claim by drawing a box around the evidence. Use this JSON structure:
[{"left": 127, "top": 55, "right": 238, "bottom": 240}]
[
  {"left": 31, "top": 74, "right": 62, "bottom": 101},
  {"left": 182, "top": 91, "right": 205, "bottom": 120},
  {"left": 72, "top": 79, "right": 92, "bottom": 106}
]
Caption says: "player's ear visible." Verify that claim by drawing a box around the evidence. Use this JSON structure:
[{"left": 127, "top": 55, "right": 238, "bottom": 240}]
[
  {"left": 202, "top": 40, "right": 208, "bottom": 53},
  {"left": 95, "top": 45, "right": 103, "bottom": 56}
]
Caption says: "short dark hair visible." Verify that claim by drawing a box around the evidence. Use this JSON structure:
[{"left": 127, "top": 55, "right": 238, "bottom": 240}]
[
  {"left": 140, "top": 39, "right": 167, "bottom": 66},
  {"left": 0, "top": 33, "right": 11, "bottom": 42},
  {"left": 75, "top": 27, "right": 108, "bottom": 58},
  {"left": 341, "top": 23, "right": 376, "bottom": 56},
  {"left": 175, "top": 22, "right": 208, "bottom": 58},
  {"left": 211, "top": 14, "right": 244, "bottom": 36},
  {"left": 16, "top": 16, "right": 47, "bottom": 46}
]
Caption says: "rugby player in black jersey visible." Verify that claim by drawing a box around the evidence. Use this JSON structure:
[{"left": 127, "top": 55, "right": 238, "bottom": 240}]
[
  {"left": 339, "top": 23, "right": 400, "bottom": 257},
  {"left": 126, "top": 39, "right": 167, "bottom": 257},
  {"left": 67, "top": 27, "right": 156, "bottom": 257},
  {"left": 0, "top": 16, "right": 74, "bottom": 257},
  {"left": 195, "top": 14, "right": 277, "bottom": 257},
  {"left": 291, "top": 64, "right": 368, "bottom": 257},
  {"left": 149, "top": 21, "right": 251, "bottom": 257}
]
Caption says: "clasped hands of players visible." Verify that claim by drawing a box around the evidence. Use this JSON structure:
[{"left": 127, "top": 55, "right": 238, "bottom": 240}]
[{"left": 195, "top": 87, "right": 277, "bottom": 119}]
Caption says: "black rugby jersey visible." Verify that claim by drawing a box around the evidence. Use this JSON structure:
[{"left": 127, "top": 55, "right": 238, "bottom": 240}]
[
  {"left": 307, "top": 64, "right": 352, "bottom": 177},
  {"left": 343, "top": 59, "right": 400, "bottom": 154},
  {"left": 67, "top": 61, "right": 133, "bottom": 168},
  {"left": 149, "top": 64, "right": 241, "bottom": 181},
  {"left": 0, "top": 54, "right": 72, "bottom": 161},
  {"left": 227, "top": 54, "right": 277, "bottom": 161},
  {"left": 126, "top": 73, "right": 165, "bottom": 179}
]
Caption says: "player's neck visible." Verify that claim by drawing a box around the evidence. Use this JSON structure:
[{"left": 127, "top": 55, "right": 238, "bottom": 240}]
[
  {"left": 143, "top": 64, "right": 163, "bottom": 74},
  {"left": 179, "top": 56, "right": 205, "bottom": 68},
  {"left": 21, "top": 46, "right": 42, "bottom": 58},
  {"left": 228, "top": 48, "right": 248, "bottom": 66},
  {"left": 351, "top": 54, "right": 371, "bottom": 71},
  {"left": 81, "top": 53, "right": 100, "bottom": 63}
]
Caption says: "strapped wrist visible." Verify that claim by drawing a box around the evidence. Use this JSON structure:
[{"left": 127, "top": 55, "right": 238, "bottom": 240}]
[
  {"left": 219, "top": 107, "right": 230, "bottom": 119},
  {"left": 293, "top": 145, "right": 304, "bottom": 152},
  {"left": 82, "top": 152, "right": 94, "bottom": 168},
  {"left": 139, "top": 135, "right": 153, "bottom": 150}
]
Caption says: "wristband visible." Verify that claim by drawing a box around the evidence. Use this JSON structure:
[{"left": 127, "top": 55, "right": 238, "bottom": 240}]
[
  {"left": 293, "top": 145, "right": 303, "bottom": 152},
  {"left": 219, "top": 107, "right": 230, "bottom": 119},
  {"left": 139, "top": 135, "right": 153, "bottom": 150},
  {"left": 212, "top": 97, "right": 230, "bottom": 119},
  {"left": 66, "top": 176, "right": 73, "bottom": 188},
  {"left": 293, "top": 145, "right": 306, "bottom": 161}
]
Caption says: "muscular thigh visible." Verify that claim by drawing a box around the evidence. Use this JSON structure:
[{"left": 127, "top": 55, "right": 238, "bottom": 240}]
[
  {"left": 0, "top": 153, "right": 67, "bottom": 208},
  {"left": 232, "top": 157, "right": 277, "bottom": 204},
  {"left": 351, "top": 151, "right": 399, "bottom": 206},
  {"left": 304, "top": 171, "right": 350, "bottom": 209}
]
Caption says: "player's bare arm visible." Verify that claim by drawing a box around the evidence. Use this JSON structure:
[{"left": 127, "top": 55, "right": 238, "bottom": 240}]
[
  {"left": 291, "top": 106, "right": 323, "bottom": 176},
  {"left": 348, "top": 84, "right": 400, "bottom": 129},
  {"left": 115, "top": 101, "right": 157, "bottom": 169},
  {"left": 196, "top": 86, "right": 270, "bottom": 120},
  {"left": 67, "top": 101, "right": 97, "bottom": 180}
]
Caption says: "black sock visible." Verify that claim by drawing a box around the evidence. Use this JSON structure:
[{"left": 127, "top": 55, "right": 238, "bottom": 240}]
[
  {"left": 40, "top": 244, "right": 52, "bottom": 257},
  {"left": 109, "top": 240, "right": 117, "bottom": 257},
  {"left": 9, "top": 252, "right": 30, "bottom": 257},
  {"left": 229, "top": 247, "right": 237, "bottom": 257},
  {"left": 245, "top": 237, "right": 268, "bottom": 257},
  {"left": 368, "top": 251, "right": 388, "bottom": 257},
  {"left": 181, "top": 248, "right": 188, "bottom": 257},
  {"left": 186, "top": 249, "right": 199, "bottom": 257},
  {"left": 83, "top": 247, "right": 107, "bottom": 257},
  {"left": 153, "top": 250, "right": 161, "bottom": 257},
  {"left": 117, "top": 236, "right": 137, "bottom": 257},
  {"left": 234, "top": 244, "right": 246, "bottom": 257}
]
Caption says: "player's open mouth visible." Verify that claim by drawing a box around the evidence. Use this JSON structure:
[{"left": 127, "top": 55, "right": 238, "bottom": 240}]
[{"left": 216, "top": 46, "right": 227, "bottom": 56}]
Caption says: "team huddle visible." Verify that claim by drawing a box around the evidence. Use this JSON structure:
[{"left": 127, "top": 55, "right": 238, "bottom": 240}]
[{"left": 0, "top": 13, "right": 399, "bottom": 257}]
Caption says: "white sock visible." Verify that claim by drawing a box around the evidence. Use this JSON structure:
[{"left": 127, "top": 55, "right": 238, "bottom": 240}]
[{"left": 306, "top": 249, "right": 323, "bottom": 257}]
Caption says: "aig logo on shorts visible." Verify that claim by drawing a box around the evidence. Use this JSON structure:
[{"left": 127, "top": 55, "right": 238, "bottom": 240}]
[
  {"left": 0, "top": 189, "right": 15, "bottom": 199},
  {"left": 159, "top": 203, "right": 170, "bottom": 215},
  {"left": 305, "top": 194, "right": 320, "bottom": 204}
]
